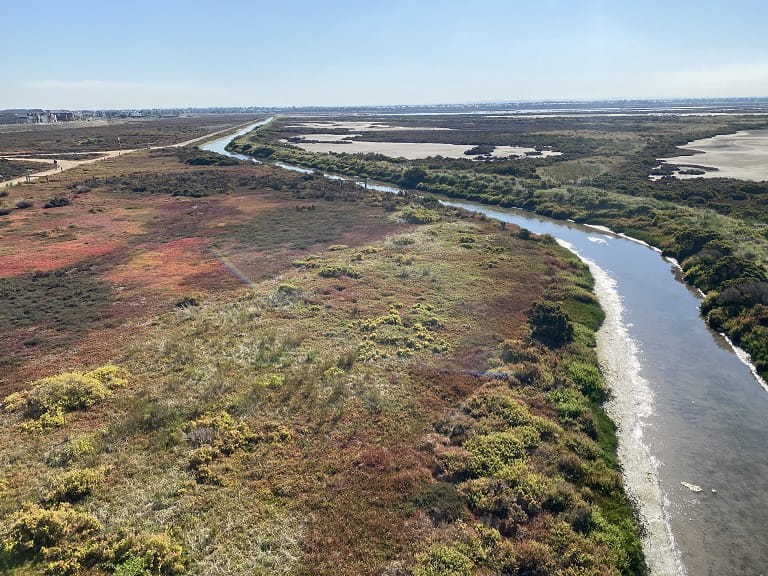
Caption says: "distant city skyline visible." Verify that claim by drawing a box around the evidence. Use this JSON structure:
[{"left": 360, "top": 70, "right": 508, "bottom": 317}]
[{"left": 3, "top": 0, "right": 767, "bottom": 110}]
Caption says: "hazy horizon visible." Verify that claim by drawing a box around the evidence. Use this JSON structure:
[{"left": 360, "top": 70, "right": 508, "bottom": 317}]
[{"left": 4, "top": 0, "right": 768, "bottom": 110}]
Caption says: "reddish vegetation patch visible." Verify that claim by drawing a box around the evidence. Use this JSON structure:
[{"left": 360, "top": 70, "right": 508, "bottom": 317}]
[
  {"left": 299, "top": 430, "right": 433, "bottom": 576},
  {"left": 411, "top": 367, "right": 488, "bottom": 406},
  {"left": 0, "top": 150, "right": 410, "bottom": 389},
  {"left": 0, "top": 240, "right": 121, "bottom": 278},
  {"left": 107, "top": 237, "right": 232, "bottom": 296}
]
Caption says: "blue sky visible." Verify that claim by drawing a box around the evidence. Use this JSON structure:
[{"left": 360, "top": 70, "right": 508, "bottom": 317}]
[{"left": 3, "top": 0, "right": 767, "bottom": 109}]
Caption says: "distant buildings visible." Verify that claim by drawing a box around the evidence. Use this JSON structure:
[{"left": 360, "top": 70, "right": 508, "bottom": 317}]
[{"left": 0, "top": 109, "right": 83, "bottom": 124}]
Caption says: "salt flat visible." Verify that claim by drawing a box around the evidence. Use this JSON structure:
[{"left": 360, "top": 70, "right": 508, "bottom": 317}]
[
  {"left": 287, "top": 138, "right": 561, "bottom": 160},
  {"left": 285, "top": 121, "right": 450, "bottom": 132},
  {"left": 288, "top": 140, "right": 475, "bottom": 159},
  {"left": 281, "top": 133, "right": 362, "bottom": 143},
  {"left": 491, "top": 145, "right": 562, "bottom": 158},
  {"left": 659, "top": 130, "right": 768, "bottom": 181}
]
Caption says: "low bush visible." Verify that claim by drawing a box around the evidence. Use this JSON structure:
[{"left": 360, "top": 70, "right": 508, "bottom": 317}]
[
  {"left": 527, "top": 301, "right": 574, "bottom": 348},
  {"left": 43, "top": 195, "right": 71, "bottom": 208},
  {"left": 3, "top": 365, "right": 127, "bottom": 431},
  {"left": 413, "top": 482, "right": 467, "bottom": 523},
  {"left": 413, "top": 544, "right": 474, "bottom": 576},
  {"left": 45, "top": 467, "right": 105, "bottom": 504},
  {"left": 0, "top": 502, "right": 185, "bottom": 575},
  {"left": 568, "top": 361, "right": 606, "bottom": 402},
  {"left": 1, "top": 503, "right": 101, "bottom": 554},
  {"left": 401, "top": 205, "right": 440, "bottom": 224},
  {"left": 318, "top": 265, "right": 361, "bottom": 279}
]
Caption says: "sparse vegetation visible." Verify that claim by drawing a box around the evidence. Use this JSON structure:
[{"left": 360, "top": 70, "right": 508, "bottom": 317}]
[
  {"left": 231, "top": 113, "right": 768, "bottom": 380},
  {"left": 0, "top": 120, "right": 647, "bottom": 576}
]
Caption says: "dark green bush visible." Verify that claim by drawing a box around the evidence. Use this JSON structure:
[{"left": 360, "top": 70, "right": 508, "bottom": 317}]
[
  {"left": 43, "top": 195, "right": 71, "bottom": 208},
  {"left": 413, "top": 482, "right": 466, "bottom": 523},
  {"left": 527, "top": 301, "right": 574, "bottom": 347}
]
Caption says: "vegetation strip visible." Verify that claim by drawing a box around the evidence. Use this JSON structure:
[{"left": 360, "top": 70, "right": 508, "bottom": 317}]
[
  {"left": 0, "top": 143, "right": 644, "bottom": 574},
  {"left": 228, "top": 113, "right": 768, "bottom": 381}
]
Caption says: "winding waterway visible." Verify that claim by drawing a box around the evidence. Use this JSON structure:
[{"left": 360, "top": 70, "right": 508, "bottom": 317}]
[{"left": 203, "top": 121, "right": 768, "bottom": 576}]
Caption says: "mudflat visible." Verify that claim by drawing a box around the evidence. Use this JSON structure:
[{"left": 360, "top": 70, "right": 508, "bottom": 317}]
[{"left": 660, "top": 129, "right": 768, "bottom": 181}]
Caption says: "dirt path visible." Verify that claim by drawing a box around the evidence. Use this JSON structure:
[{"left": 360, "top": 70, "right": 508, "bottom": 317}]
[
  {"left": 1, "top": 151, "right": 126, "bottom": 186},
  {"left": 1, "top": 119, "right": 260, "bottom": 187}
]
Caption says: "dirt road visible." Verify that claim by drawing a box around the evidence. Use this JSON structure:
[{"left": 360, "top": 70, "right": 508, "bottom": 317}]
[{"left": 1, "top": 119, "right": 259, "bottom": 187}]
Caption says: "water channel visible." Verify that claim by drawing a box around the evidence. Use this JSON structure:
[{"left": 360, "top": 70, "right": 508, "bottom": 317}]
[{"left": 203, "top": 121, "right": 768, "bottom": 576}]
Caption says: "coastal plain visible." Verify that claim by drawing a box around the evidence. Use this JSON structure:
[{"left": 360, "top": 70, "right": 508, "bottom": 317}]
[{"left": 0, "top": 118, "right": 643, "bottom": 575}]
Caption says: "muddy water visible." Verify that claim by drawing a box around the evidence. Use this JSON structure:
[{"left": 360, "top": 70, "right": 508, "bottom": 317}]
[{"left": 205, "top": 122, "right": 768, "bottom": 576}]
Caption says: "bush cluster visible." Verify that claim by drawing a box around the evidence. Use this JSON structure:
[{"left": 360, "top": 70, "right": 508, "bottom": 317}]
[
  {"left": 3, "top": 365, "right": 128, "bottom": 432},
  {"left": 0, "top": 503, "right": 184, "bottom": 575}
]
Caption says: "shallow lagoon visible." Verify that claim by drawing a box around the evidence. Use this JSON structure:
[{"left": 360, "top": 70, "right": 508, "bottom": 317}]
[
  {"left": 658, "top": 129, "right": 768, "bottom": 181},
  {"left": 286, "top": 138, "right": 561, "bottom": 160}
]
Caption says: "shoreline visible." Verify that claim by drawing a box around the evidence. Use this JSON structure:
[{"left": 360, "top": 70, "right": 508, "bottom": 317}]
[
  {"left": 558, "top": 239, "right": 685, "bottom": 576},
  {"left": 210, "top": 125, "right": 730, "bottom": 575}
]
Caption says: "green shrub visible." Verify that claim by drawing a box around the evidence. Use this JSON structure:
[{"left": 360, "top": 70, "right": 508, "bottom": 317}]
[
  {"left": 110, "top": 531, "right": 185, "bottom": 576},
  {"left": 413, "top": 543, "right": 474, "bottom": 576},
  {"left": 464, "top": 431, "right": 527, "bottom": 476},
  {"left": 86, "top": 364, "right": 128, "bottom": 388},
  {"left": 568, "top": 362, "right": 606, "bottom": 402},
  {"left": 1, "top": 504, "right": 185, "bottom": 575},
  {"left": 527, "top": 301, "right": 574, "bottom": 347},
  {"left": 24, "top": 372, "right": 110, "bottom": 416},
  {"left": 549, "top": 389, "right": 591, "bottom": 421},
  {"left": 5, "top": 365, "right": 126, "bottom": 419},
  {"left": 3, "top": 365, "right": 127, "bottom": 432},
  {"left": 459, "top": 477, "right": 517, "bottom": 517},
  {"left": 467, "top": 393, "right": 532, "bottom": 428},
  {"left": 400, "top": 167, "right": 427, "bottom": 188},
  {"left": 1, "top": 502, "right": 101, "bottom": 554},
  {"left": 401, "top": 205, "right": 440, "bottom": 224},
  {"left": 277, "top": 282, "right": 298, "bottom": 295},
  {"left": 318, "top": 265, "right": 361, "bottom": 279},
  {"left": 59, "top": 434, "right": 98, "bottom": 464},
  {"left": 186, "top": 410, "right": 255, "bottom": 454},
  {"left": 113, "top": 556, "right": 147, "bottom": 576},
  {"left": 257, "top": 373, "right": 284, "bottom": 389},
  {"left": 45, "top": 467, "right": 105, "bottom": 504},
  {"left": 413, "top": 482, "right": 467, "bottom": 523}
]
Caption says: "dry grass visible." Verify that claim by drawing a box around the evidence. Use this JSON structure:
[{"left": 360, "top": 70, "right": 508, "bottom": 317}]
[{"left": 0, "top": 115, "right": 258, "bottom": 155}]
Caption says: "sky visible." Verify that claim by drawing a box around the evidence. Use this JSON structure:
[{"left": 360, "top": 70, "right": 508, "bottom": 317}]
[{"left": 2, "top": 0, "right": 768, "bottom": 110}]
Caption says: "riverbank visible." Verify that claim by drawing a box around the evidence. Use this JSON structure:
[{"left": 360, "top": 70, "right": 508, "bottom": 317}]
[
  {"left": 220, "top": 117, "right": 768, "bottom": 574},
  {"left": 226, "top": 116, "right": 768, "bottom": 386},
  {"left": 0, "top": 145, "right": 646, "bottom": 574},
  {"left": 209, "top": 120, "right": 651, "bottom": 575},
  {"left": 579, "top": 247, "right": 685, "bottom": 576}
]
